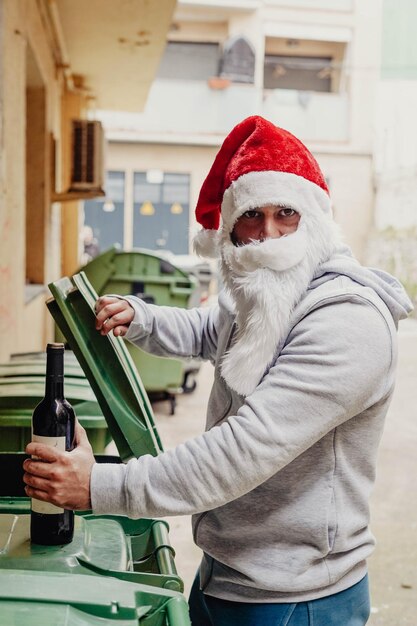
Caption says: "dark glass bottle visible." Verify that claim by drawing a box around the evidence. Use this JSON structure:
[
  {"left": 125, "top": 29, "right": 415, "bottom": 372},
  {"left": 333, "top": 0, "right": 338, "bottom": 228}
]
[{"left": 30, "top": 343, "right": 75, "bottom": 545}]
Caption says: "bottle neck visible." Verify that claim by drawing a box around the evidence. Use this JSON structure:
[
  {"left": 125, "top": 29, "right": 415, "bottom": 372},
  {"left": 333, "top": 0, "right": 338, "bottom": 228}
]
[{"left": 45, "top": 349, "right": 64, "bottom": 399}]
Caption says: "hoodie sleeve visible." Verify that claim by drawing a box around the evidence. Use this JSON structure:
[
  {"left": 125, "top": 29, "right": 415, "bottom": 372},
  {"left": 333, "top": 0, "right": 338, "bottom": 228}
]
[
  {"left": 122, "top": 296, "right": 220, "bottom": 363},
  {"left": 90, "top": 296, "right": 394, "bottom": 518}
]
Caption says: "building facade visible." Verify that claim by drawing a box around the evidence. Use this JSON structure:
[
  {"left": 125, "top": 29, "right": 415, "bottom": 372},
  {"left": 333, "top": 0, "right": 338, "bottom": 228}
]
[{"left": 95, "top": 0, "right": 381, "bottom": 261}]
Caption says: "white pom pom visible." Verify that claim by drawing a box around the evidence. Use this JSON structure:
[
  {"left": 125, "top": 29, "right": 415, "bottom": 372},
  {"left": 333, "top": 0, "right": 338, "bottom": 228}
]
[{"left": 192, "top": 229, "right": 221, "bottom": 258}]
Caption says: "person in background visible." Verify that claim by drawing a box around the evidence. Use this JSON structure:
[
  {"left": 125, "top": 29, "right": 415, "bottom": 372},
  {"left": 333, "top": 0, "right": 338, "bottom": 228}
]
[
  {"left": 24, "top": 116, "right": 413, "bottom": 626},
  {"left": 80, "top": 224, "right": 100, "bottom": 265}
]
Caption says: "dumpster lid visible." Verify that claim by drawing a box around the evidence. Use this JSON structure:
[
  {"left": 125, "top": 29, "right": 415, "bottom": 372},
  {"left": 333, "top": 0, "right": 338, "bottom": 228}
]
[
  {"left": 0, "top": 570, "right": 188, "bottom": 625},
  {"left": 47, "top": 272, "right": 162, "bottom": 461}
]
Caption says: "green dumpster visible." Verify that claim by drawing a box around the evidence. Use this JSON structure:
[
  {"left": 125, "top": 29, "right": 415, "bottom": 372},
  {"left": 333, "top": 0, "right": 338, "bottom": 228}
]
[
  {"left": 0, "top": 570, "right": 188, "bottom": 626},
  {"left": 79, "top": 247, "right": 198, "bottom": 414},
  {"left": 0, "top": 359, "right": 85, "bottom": 378},
  {"left": 0, "top": 356, "right": 109, "bottom": 453},
  {"left": 0, "top": 408, "right": 108, "bottom": 453},
  {"left": 0, "top": 271, "right": 191, "bottom": 625},
  {"left": 81, "top": 247, "right": 197, "bottom": 307}
]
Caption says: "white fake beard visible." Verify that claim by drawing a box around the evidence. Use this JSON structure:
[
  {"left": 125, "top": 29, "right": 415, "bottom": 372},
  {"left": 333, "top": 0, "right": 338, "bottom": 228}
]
[{"left": 220, "top": 215, "right": 341, "bottom": 397}]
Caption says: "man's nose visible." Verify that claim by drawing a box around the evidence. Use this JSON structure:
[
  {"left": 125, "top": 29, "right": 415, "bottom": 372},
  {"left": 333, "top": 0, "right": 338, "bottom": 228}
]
[{"left": 261, "top": 217, "right": 283, "bottom": 240}]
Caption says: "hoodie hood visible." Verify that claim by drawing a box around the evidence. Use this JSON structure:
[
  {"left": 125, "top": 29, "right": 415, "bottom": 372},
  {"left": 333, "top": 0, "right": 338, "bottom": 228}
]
[{"left": 311, "top": 245, "right": 414, "bottom": 326}]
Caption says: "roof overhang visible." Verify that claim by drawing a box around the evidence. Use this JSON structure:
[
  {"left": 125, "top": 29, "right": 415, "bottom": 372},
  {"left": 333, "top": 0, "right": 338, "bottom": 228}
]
[{"left": 50, "top": 0, "right": 176, "bottom": 111}]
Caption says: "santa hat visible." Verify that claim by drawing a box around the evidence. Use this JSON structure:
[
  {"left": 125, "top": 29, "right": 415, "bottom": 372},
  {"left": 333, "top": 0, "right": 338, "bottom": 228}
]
[{"left": 193, "top": 115, "right": 331, "bottom": 257}]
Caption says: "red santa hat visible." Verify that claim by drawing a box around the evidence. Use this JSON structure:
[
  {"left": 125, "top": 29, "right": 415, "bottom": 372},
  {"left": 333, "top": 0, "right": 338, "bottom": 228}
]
[{"left": 193, "top": 115, "right": 331, "bottom": 257}]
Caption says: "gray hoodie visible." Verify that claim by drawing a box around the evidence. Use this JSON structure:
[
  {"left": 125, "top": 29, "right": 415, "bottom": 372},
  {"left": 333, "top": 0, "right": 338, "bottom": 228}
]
[{"left": 91, "top": 248, "right": 413, "bottom": 602}]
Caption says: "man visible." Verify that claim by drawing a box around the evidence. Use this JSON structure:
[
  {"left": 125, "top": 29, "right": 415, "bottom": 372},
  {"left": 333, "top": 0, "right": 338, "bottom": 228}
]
[{"left": 24, "top": 116, "right": 412, "bottom": 625}]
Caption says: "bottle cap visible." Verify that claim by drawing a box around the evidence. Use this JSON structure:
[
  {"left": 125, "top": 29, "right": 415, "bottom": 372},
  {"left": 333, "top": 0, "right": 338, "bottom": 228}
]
[{"left": 46, "top": 343, "right": 65, "bottom": 351}]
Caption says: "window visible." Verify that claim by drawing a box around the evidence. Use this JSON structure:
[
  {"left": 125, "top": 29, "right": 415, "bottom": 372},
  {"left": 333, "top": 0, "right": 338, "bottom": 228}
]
[
  {"left": 263, "top": 37, "right": 347, "bottom": 93},
  {"left": 264, "top": 55, "right": 333, "bottom": 92},
  {"left": 82, "top": 171, "right": 125, "bottom": 261},
  {"left": 133, "top": 172, "right": 189, "bottom": 254},
  {"left": 220, "top": 36, "right": 255, "bottom": 83},
  {"left": 157, "top": 42, "right": 220, "bottom": 80}
]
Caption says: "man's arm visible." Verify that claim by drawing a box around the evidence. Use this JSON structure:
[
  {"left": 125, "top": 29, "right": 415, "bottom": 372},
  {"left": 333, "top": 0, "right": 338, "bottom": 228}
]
[{"left": 95, "top": 295, "right": 220, "bottom": 362}]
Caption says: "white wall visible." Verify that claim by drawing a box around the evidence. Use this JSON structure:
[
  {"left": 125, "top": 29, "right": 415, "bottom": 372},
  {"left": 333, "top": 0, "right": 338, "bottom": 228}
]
[
  {"left": 318, "top": 152, "right": 374, "bottom": 258},
  {"left": 373, "top": 81, "right": 417, "bottom": 230}
]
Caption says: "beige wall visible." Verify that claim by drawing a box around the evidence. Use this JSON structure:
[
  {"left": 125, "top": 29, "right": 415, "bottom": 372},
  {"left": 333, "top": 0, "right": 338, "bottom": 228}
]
[
  {"left": 0, "top": 0, "right": 68, "bottom": 361},
  {"left": 1, "top": 0, "right": 30, "bottom": 362}
]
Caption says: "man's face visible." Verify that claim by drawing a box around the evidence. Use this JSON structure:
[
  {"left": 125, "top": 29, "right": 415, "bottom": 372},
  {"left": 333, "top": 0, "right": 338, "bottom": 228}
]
[{"left": 231, "top": 205, "right": 300, "bottom": 246}]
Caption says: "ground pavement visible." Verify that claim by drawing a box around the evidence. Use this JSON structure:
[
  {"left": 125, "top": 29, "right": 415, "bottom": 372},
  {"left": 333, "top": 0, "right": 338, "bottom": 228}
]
[{"left": 152, "top": 318, "right": 417, "bottom": 623}]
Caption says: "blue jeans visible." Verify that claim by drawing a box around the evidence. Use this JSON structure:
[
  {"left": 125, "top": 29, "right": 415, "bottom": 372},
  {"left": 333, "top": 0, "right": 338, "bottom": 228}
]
[{"left": 189, "top": 573, "right": 370, "bottom": 626}]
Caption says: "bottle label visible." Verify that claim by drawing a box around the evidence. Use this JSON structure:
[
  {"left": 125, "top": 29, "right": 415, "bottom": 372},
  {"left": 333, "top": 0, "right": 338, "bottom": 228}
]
[{"left": 31, "top": 435, "right": 66, "bottom": 515}]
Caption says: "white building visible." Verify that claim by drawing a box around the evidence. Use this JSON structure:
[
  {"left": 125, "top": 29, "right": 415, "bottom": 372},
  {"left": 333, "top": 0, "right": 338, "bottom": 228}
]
[
  {"left": 367, "top": 0, "right": 417, "bottom": 307},
  {"left": 92, "top": 0, "right": 381, "bottom": 261}
]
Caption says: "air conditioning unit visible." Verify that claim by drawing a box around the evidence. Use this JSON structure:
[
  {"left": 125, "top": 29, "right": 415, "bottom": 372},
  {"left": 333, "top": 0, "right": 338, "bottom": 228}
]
[{"left": 69, "top": 120, "right": 105, "bottom": 192}]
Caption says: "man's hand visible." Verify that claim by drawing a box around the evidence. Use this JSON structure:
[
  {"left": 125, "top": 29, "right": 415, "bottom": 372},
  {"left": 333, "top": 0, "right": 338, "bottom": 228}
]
[
  {"left": 95, "top": 296, "right": 135, "bottom": 337},
  {"left": 23, "top": 422, "right": 95, "bottom": 511}
]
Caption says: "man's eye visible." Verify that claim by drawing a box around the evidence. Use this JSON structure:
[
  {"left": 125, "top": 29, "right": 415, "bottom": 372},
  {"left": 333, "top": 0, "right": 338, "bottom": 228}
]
[
  {"left": 280, "top": 208, "right": 297, "bottom": 217},
  {"left": 244, "top": 210, "right": 259, "bottom": 219}
]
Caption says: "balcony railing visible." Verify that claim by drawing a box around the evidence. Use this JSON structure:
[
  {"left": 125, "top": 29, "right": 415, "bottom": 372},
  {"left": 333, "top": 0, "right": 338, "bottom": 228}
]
[
  {"left": 264, "top": 0, "right": 353, "bottom": 10},
  {"left": 263, "top": 88, "right": 349, "bottom": 143},
  {"left": 103, "top": 79, "right": 349, "bottom": 144}
]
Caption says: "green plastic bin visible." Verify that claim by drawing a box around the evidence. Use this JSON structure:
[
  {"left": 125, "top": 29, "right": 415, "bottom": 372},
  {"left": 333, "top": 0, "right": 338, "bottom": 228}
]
[
  {"left": 0, "top": 271, "right": 191, "bottom": 625},
  {"left": 0, "top": 409, "right": 108, "bottom": 454},
  {"left": 81, "top": 247, "right": 197, "bottom": 307},
  {"left": 0, "top": 499, "right": 183, "bottom": 593},
  {"left": 0, "top": 570, "right": 189, "bottom": 626},
  {"left": 0, "top": 357, "right": 109, "bottom": 452},
  {"left": 0, "top": 359, "right": 85, "bottom": 378},
  {"left": 47, "top": 271, "right": 162, "bottom": 459},
  {"left": 0, "top": 497, "right": 189, "bottom": 624},
  {"left": 80, "top": 247, "right": 198, "bottom": 413}
]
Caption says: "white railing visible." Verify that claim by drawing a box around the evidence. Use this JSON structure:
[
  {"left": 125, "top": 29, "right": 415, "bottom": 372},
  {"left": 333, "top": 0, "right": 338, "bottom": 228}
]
[
  {"left": 101, "top": 79, "right": 349, "bottom": 144},
  {"left": 263, "top": 0, "right": 353, "bottom": 11},
  {"left": 262, "top": 89, "right": 349, "bottom": 142}
]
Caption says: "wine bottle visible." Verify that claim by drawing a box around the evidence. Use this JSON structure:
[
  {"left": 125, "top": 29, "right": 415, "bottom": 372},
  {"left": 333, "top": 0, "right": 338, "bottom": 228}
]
[{"left": 30, "top": 343, "right": 75, "bottom": 545}]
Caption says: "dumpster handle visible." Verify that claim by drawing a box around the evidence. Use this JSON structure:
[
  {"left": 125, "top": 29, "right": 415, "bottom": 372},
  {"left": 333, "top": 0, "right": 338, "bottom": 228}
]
[
  {"left": 165, "top": 595, "right": 192, "bottom": 626},
  {"left": 152, "top": 521, "right": 177, "bottom": 577}
]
